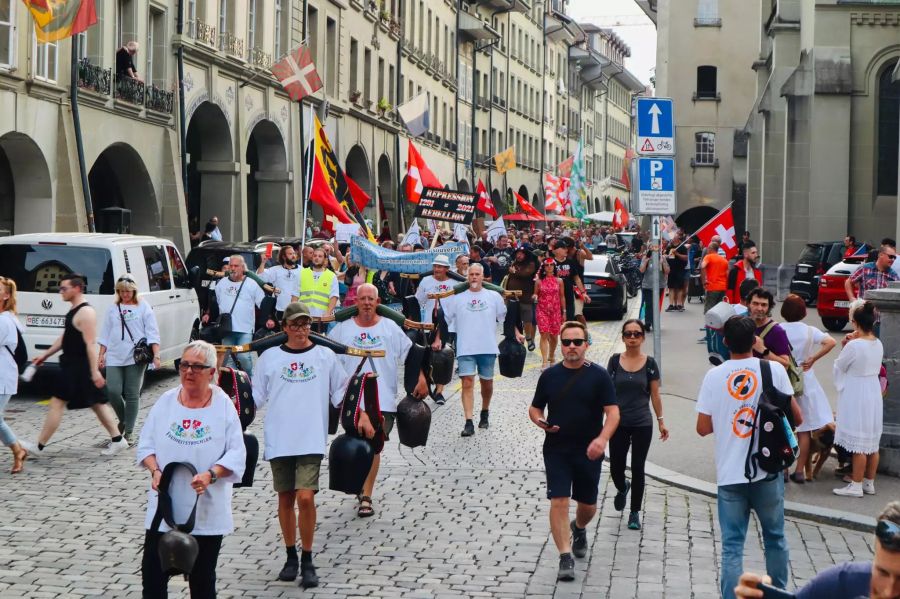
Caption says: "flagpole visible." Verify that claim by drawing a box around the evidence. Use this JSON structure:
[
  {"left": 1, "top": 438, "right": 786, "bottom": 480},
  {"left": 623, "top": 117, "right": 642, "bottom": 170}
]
[
  {"left": 674, "top": 201, "right": 735, "bottom": 251},
  {"left": 300, "top": 108, "right": 314, "bottom": 248}
]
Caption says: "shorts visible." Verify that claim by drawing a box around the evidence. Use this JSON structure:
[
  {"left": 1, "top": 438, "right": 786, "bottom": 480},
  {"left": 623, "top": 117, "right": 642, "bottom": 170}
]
[
  {"left": 457, "top": 354, "right": 496, "bottom": 379},
  {"left": 382, "top": 411, "right": 396, "bottom": 438},
  {"left": 520, "top": 303, "right": 535, "bottom": 327},
  {"left": 667, "top": 273, "right": 686, "bottom": 289},
  {"left": 574, "top": 298, "right": 584, "bottom": 316},
  {"left": 270, "top": 455, "right": 323, "bottom": 493},
  {"left": 543, "top": 447, "right": 603, "bottom": 505}
]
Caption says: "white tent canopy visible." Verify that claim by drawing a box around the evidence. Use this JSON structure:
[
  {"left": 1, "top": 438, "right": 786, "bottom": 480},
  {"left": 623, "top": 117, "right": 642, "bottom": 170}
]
[{"left": 583, "top": 211, "right": 614, "bottom": 223}]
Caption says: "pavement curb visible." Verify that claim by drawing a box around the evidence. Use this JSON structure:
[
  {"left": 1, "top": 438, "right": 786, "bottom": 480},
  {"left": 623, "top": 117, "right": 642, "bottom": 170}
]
[{"left": 643, "top": 460, "right": 878, "bottom": 533}]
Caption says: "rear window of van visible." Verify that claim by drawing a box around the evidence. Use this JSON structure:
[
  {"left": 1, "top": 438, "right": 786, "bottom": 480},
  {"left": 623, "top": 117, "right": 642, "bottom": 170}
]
[{"left": 0, "top": 244, "right": 114, "bottom": 294}]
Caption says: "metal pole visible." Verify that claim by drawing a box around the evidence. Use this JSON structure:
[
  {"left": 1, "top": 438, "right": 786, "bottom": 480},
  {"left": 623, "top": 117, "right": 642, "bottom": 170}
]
[
  {"left": 299, "top": 0, "right": 309, "bottom": 246},
  {"left": 70, "top": 42, "right": 95, "bottom": 232},
  {"left": 651, "top": 215, "right": 662, "bottom": 368}
]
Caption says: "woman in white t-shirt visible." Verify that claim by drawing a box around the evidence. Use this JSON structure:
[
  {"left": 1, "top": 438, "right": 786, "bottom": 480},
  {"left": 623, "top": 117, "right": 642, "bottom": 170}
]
[
  {"left": 136, "top": 341, "right": 246, "bottom": 597},
  {"left": 98, "top": 275, "right": 161, "bottom": 446},
  {"left": 778, "top": 295, "right": 836, "bottom": 483},
  {"left": 0, "top": 277, "right": 26, "bottom": 473}
]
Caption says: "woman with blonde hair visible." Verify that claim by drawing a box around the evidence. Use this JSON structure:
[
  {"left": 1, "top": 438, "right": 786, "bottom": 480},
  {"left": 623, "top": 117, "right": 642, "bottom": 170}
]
[
  {"left": 98, "top": 275, "right": 161, "bottom": 447},
  {"left": 0, "top": 277, "right": 26, "bottom": 472}
]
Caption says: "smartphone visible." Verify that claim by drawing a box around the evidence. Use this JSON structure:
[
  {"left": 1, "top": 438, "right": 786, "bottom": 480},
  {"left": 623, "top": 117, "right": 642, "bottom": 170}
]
[
  {"left": 538, "top": 419, "right": 552, "bottom": 428},
  {"left": 758, "top": 583, "right": 796, "bottom": 599}
]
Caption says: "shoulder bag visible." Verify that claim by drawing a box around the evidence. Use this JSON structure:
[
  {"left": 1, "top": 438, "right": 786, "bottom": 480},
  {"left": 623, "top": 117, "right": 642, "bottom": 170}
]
[{"left": 118, "top": 304, "right": 153, "bottom": 365}]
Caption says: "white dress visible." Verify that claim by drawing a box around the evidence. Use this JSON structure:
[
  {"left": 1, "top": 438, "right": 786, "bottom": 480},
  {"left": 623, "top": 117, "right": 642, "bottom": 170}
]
[
  {"left": 780, "top": 322, "right": 834, "bottom": 432},
  {"left": 833, "top": 338, "right": 884, "bottom": 454}
]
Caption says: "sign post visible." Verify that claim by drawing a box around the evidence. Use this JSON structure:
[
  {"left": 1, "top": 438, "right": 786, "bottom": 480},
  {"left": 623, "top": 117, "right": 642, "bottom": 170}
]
[{"left": 651, "top": 216, "right": 662, "bottom": 367}]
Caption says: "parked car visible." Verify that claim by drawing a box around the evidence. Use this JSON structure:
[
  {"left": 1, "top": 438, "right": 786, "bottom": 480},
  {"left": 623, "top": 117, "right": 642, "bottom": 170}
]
[
  {"left": 0, "top": 233, "right": 199, "bottom": 366},
  {"left": 185, "top": 240, "right": 277, "bottom": 314},
  {"left": 789, "top": 241, "right": 845, "bottom": 304},
  {"left": 816, "top": 255, "right": 866, "bottom": 331},
  {"left": 581, "top": 254, "right": 628, "bottom": 320}
]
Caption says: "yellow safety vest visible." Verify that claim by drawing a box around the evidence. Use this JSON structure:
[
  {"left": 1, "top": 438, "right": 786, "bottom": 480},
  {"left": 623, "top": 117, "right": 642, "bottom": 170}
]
[{"left": 298, "top": 268, "right": 336, "bottom": 312}]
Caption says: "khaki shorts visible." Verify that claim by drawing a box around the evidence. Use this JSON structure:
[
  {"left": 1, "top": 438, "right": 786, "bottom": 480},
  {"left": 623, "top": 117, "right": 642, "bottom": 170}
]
[
  {"left": 270, "top": 455, "right": 323, "bottom": 493},
  {"left": 382, "top": 411, "right": 396, "bottom": 438},
  {"left": 574, "top": 298, "right": 584, "bottom": 316}
]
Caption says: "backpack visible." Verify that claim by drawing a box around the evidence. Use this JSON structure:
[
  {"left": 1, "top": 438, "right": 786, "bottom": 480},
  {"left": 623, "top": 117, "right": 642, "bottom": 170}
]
[
  {"left": 6, "top": 328, "right": 28, "bottom": 374},
  {"left": 744, "top": 360, "right": 799, "bottom": 482},
  {"left": 607, "top": 353, "right": 659, "bottom": 394},
  {"left": 758, "top": 321, "right": 804, "bottom": 396}
]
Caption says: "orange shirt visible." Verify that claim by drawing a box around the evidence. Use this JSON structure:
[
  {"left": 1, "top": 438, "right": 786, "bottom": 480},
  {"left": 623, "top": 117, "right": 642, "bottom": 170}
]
[{"left": 702, "top": 253, "right": 729, "bottom": 292}]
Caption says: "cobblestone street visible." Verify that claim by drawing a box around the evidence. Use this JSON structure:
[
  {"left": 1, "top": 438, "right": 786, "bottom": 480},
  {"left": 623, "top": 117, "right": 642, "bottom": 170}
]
[{"left": 0, "top": 313, "right": 876, "bottom": 598}]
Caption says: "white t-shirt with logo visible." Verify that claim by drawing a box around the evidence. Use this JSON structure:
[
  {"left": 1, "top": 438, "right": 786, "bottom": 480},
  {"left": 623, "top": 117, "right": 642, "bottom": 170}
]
[
  {"left": 136, "top": 385, "right": 246, "bottom": 535},
  {"left": 696, "top": 357, "right": 794, "bottom": 486},
  {"left": 98, "top": 301, "right": 162, "bottom": 366},
  {"left": 260, "top": 265, "right": 301, "bottom": 312},
  {"left": 214, "top": 277, "right": 267, "bottom": 333},
  {"left": 414, "top": 275, "right": 456, "bottom": 324},
  {"left": 443, "top": 289, "right": 507, "bottom": 357},
  {"left": 252, "top": 344, "right": 349, "bottom": 459},
  {"left": 329, "top": 317, "right": 412, "bottom": 412}
]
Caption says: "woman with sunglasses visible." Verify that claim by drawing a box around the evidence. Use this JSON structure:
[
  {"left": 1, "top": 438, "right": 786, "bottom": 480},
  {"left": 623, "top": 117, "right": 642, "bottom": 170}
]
[
  {"left": 533, "top": 259, "right": 565, "bottom": 370},
  {"left": 0, "top": 277, "right": 27, "bottom": 473},
  {"left": 607, "top": 319, "right": 668, "bottom": 531},
  {"left": 98, "top": 275, "right": 161, "bottom": 447}
]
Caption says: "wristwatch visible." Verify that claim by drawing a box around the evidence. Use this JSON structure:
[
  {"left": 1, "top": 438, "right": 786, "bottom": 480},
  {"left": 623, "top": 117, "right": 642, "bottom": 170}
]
[
  {"left": 208, "top": 468, "right": 218, "bottom": 484},
  {"left": 762, "top": 349, "right": 771, "bottom": 357}
]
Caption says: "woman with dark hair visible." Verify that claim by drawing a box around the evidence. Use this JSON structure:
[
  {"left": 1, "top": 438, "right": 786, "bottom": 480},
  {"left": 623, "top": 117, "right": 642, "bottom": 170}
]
[
  {"left": 533, "top": 259, "right": 564, "bottom": 370},
  {"left": 607, "top": 319, "right": 667, "bottom": 531},
  {"left": 779, "top": 294, "right": 836, "bottom": 483},
  {"left": 833, "top": 301, "right": 884, "bottom": 497}
]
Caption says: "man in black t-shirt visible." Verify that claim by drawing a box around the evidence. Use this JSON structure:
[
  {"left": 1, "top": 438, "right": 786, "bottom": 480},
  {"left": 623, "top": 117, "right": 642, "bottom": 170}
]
[
  {"left": 485, "top": 235, "right": 514, "bottom": 285},
  {"left": 666, "top": 235, "right": 689, "bottom": 311},
  {"left": 529, "top": 321, "right": 620, "bottom": 582},
  {"left": 552, "top": 239, "right": 588, "bottom": 322}
]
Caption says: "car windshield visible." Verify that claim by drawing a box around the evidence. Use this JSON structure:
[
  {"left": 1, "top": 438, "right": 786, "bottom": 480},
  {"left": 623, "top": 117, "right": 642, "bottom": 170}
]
[
  {"left": 797, "top": 245, "right": 822, "bottom": 264},
  {"left": 0, "top": 244, "right": 114, "bottom": 294},
  {"left": 825, "top": 244, "right": 844, "bottom": 265}
]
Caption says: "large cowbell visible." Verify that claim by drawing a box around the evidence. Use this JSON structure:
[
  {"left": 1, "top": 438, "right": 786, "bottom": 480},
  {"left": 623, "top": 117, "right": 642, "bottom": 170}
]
[
  {"left": 396, "top": 394, "right": 432, "bottom": 448},
  {"left": 328, "top": 434, "right": 375, "bottom": 495}
]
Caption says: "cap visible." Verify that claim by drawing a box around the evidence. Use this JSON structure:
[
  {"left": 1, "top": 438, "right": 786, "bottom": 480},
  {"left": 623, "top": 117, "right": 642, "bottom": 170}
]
[
  {"left": 432, "top": 255, "right": 451, "bottom": 267},
  {"left": 283, "top": 302, "right": 311, "bottom": 321}
]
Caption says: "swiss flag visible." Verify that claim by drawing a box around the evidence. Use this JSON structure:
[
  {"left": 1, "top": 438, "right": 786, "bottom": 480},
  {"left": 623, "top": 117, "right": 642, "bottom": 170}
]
[
  {"left": 406, "top": 141, "right": 442, "bottom": 204},
  {"left": 514, "top": 190, "right": 543, "bottom": 219},
  {"left": 612, "top": 197, "right": 629, "bottom": 231},
  {"left": 475, "top": 179, "right": 498, "bottom": 218},
  {"left": 695, "top": 206, "right": 739, "bottom": 259},
  {"left": 345, "top": 174, "right": 371, "bottom": 213},
  {"left": 270, "top": 45, "right": 323, "bottom": 102}
]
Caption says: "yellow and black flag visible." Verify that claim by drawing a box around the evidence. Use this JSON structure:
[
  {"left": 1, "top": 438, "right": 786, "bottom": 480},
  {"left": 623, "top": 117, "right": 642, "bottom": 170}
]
[{"left": 22, "top": 0, "right": 98, "bottom": 43}]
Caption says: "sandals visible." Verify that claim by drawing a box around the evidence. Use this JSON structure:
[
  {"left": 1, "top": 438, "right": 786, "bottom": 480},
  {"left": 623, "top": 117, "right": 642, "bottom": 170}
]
[
  {"left": 357, "top": 495, "right": 374, "bottom": 518},
  {"left": 11, "top": 446, "right": 26, "bottom": 474}
]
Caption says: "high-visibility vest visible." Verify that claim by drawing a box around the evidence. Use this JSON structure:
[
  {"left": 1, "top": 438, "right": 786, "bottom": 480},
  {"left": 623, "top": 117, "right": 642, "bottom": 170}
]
[{"left": 298, "top": 268, "right": 336, "bottom": 312}]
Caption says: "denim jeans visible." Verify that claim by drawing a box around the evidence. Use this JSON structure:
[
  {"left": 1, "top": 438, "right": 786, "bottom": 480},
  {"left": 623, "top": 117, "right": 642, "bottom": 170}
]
[
  {"left": 717, "top": 477, "right": 789, "bottom": 599},
  {"left": 641, "top": 288, "right": 662, "bottom": 328},
  {"left": 0, "top": 394, "right": 16, "bottom": 446},
  {"left": 222, "top": 332, "right": 254, "bottom": 374},
  {"left": 106, "top": 363, "right": 147, "bottom": 438}
]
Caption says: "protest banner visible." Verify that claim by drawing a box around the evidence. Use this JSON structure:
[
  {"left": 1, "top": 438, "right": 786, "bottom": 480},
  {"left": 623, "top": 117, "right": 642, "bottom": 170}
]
[
  {"left": 350, "top": 236, "right": 469, "bottom": 274},
  {"left": 412, "top": 187, "right": 478, "bottom": 225}
]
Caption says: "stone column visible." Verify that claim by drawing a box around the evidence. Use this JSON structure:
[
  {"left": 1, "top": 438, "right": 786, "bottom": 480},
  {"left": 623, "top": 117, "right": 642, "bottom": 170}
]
[{"left": 867, "top": 281, "right": 900, "bottom": 476}]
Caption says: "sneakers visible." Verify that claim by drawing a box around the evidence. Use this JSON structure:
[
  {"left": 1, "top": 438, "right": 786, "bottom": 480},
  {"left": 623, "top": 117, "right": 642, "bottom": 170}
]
[
  {"left": 278, "top": 557, "right": 299, "bottom": 581},
  {"left": 557, "top": 553, "right": 575, "bottom": 581},
  {"left": 628, "top": 511, "right": 641, "bottom": 530},
  {"left": 863, "top": 479, "right": 876, "bottom": 495},
  {"left": 833, "top": 482, "right": 864, "bottom": 497},
  {"left": 432, "top": 392, "right": 446, "bottom": 406},
  {"left": 19, "top": 440, "right": 42, "bottom": 458},
  {"left": 100, "top": 437, "right": 129, "bottom": 456},
  {"left": 614, "top": 480, "right": 631, "bottom": 512},
  {"left": 665, "top": 305, "right": 676, "bottom": 312},
  {"left": 570, "top": 520, "right": 588, "bottom": 558},
  {"left": 478, "top": 410, "right": 489, "bottom": 429},
  {"left": 299, "top": 562, "right": 319, "bottom": 589},
  {"left": 461, "top": 420, "right": 475, "bottom": 437}
]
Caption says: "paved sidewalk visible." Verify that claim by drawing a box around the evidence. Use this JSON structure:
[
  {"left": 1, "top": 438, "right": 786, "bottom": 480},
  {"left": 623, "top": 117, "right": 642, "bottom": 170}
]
[{"left": 0, "top": 312, "right": 877, "bottom": 598}]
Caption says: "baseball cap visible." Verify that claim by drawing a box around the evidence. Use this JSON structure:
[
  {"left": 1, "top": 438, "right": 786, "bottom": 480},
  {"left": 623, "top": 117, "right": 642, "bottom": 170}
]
[
  {"left": 283, "top": 302, "right": 311, "bottom": 321},
  {"left": 432, "top": 255, "right": 451, "bottom": 267}
]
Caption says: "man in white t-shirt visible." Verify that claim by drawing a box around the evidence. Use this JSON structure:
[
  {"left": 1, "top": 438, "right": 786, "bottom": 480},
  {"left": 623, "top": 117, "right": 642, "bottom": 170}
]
[
  {"left": 415, "top": 255, "right": 456, "bottom": 405},
  {"left": 443, "top": 263, "right": 516, "bottom": 437},
  {"left": 696, "top": 316, "right": 802, "bottom": 599},
  {"left": 258, "top": 245, "right": 301, "bottom": 319},
  {"left": 329, "top": 284, "right": 428, "bottom": 518},
  {"left": 252, "top": 302, "right": 350, "bottom": 588}
]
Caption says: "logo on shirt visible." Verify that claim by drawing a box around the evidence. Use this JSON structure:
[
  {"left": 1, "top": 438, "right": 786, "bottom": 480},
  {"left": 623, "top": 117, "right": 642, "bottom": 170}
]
[
  {"left": 726, "top": 370, "right": 758, "bottom": 402},
  {"left": 280, "top": 361, "right": 316, "bottom": 383},
  {"left": 166, "top": 418, "right": 212, "bottom": 445},
  {"left": 353, "top": 331, "right": 383, "bottom": 348},
  {"left": 465, "top": 298, "right": 488, "bottom": 312},
  {"left": 722, "top": 368, "right": 760, "bottom": 439}
]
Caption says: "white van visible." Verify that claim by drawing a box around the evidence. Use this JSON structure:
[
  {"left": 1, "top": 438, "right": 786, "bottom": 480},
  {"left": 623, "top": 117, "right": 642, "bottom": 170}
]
[{"left": 0, "top": 233, "right": 199, "bottom": 366}]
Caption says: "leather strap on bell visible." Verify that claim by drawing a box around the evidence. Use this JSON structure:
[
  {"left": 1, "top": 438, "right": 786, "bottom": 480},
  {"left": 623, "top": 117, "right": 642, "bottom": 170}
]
[
  {"left": 151, "top": 462, "right": 200, "bottom": 534},
  {"left": 341, "top": 358, "right": 385, "bottom": 454}
]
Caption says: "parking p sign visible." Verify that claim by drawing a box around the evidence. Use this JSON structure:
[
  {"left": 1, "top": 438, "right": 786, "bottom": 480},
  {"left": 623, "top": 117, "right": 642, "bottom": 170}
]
[{"left": 637, "top": 157, "right": 676, "bottom": 215}]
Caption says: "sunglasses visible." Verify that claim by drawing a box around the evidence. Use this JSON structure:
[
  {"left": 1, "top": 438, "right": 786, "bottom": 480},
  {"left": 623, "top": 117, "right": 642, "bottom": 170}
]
[
  {"left": 117, "top": 276, "right": 135, "bottom": 283},
  {"left": 284, "top": 321, "right": 312, "bottom": 330},
  {"left": 882, "top": 253, "right": 897, "bottom": 261},
  {"left": 623, "top": 331, "right": 644, "bottom": 339},
  {"left": 560, "top": 338, "right": 586, "bottom": 347},
  {"left": 179, "top": 362, "right": 212, "bottom": 373},
  {"left": 876, "top": 519, "right": 900, "bottom": 550}
]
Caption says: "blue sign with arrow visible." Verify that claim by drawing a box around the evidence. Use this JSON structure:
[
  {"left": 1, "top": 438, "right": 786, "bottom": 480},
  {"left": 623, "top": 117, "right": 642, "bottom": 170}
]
[{"left": 636, "top": 97, "right": 674, "bottom": 156}]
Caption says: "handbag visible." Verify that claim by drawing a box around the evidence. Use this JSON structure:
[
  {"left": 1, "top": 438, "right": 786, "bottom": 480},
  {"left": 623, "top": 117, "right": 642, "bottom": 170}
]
[{"left": 118, "top": 305, "right": 153, "bottom": 365}]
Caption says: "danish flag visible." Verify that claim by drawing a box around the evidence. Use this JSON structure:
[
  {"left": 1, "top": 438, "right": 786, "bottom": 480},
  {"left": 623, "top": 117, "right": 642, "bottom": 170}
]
[
  {"left": 475, "top": 179, "right": 498, "bottom": 218},
  {"left": 271, "top": 45, "right": 323, "bottom": 102},
  {"left": 406, "top": 141, "right": 442, "bottom": 204}
]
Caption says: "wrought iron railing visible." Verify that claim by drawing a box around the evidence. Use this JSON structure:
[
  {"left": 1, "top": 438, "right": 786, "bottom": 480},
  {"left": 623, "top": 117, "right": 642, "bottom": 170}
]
[
  {"left": 248, "top": 46, "right": 271, "bottom": 68},
  {"left": 115, "top": 76, "right": 145, "bottom": 105},
  {"left": 219, "top": 32, "right": 244, "bottom": 57},
  {"left": 195, "top": 20, "right": 217, "bottom": 46},
  {"left": 77, "top": 58, "right": 111, "bottom": 95},
  {"left": 145, "top": 84, "right": 174, "bottom": 113}
]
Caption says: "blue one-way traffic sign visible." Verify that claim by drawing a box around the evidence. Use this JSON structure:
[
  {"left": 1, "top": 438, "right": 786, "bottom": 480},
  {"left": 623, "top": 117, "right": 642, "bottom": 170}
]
[
  {"left": 636, "top": 97, "right": 674, "bottom": 156},
  {"left": 636, "top": 157, "right": 676, "bottom": 215}
]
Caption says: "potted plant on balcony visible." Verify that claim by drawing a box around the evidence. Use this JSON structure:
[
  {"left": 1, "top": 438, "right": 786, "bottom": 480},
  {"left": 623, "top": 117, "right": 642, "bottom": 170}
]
[
  {"left": 350, "top": 90, "right": 362, "bottom": 104},
  {"left": 377, "top": 98, "right": 392, "bottom": 117}
]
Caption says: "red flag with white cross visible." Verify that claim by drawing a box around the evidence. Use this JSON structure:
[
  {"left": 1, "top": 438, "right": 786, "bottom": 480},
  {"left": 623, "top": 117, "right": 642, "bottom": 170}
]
[
  {"left": 475, "top": 178, "right": 498, "bottom": 218},
  {"left": 270, "top": 45, "right": 323, "bottom": 102},
  {"left": 695, "top": 205, "right": 739, "bottom": 259},
  {"left": 406, "top": 141, "right": 442, "bottom": 204}
]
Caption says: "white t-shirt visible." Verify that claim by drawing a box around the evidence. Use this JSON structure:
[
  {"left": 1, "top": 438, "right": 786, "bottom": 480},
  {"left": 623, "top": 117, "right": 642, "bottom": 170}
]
[
  {"left": 98, "top": 301, "right": 161, "bottom": 367},
  {"left": 214, "top": 276, "right": 266, "bottom": 333},
  {"left": 260, "top": 265, "right": 301, "bottom": 312},
  {"left": 329, "top": 317, "right": 412, "bottom": 412},
  {"left": 442, "top": 289, "right": 507, "bottom": 357},
  {"left": 252, "top": 344, "right": 349, "bottom": 460},
  {"left": 696, "top": 357, "right": 794, "bottom": 486},
  {"left": 0, "top": 311, "right": 21, "bottom": 395},
  {"left": 136, "top": 386, "right": 246, "bottom": 535},
  {"left": 414, "top": 276, "right": 456, "bottom": 324},
  {"left": 780, "top": 321, "right": 827, "bottom": 364}
]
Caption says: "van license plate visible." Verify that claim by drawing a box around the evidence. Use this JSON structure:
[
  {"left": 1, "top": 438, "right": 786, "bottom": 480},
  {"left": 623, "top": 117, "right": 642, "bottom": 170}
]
[
  {"left": 834, "top": 301, "right": 850, "bottom": 308},
  {"left": 25, "top": 315, "right": 65, "bottom": 328}
]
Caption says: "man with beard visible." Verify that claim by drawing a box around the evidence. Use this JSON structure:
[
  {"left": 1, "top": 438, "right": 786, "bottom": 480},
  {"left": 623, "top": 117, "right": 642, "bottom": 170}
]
[
  {"left": 745, "top": 287, "right": 793, "bottom": 371},
  {"left": 258, "top": 245, "right": 301, "bottom": 320},
  {"left": 726, "top": 243, "right": 762, "bottom": 305},
  {"left": 415, "top": 255, "right": 456, "bottom": 404},
  {"left": 294, "top": 248, "right": 339, "bottom": 318},
  {"left": 486, "top": 234, "right": 514, "bottom": 286},
  {"left": 553, "top": 239, "right": 589, "bottom": 322}
]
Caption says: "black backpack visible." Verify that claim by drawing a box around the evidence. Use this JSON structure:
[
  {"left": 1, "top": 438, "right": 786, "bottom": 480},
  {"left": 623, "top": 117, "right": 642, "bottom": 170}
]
[
  {"left": 6, "top": 328, "right": 28, "bottom": 374},
  {"left": 744, "top": 360, "right": 799, "bottom": 482}
]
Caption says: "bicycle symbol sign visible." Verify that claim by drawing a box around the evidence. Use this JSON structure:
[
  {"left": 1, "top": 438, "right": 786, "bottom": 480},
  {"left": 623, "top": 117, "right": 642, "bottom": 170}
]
[{"left": 636, "top": 98, "right": 674, "bottom": 157}]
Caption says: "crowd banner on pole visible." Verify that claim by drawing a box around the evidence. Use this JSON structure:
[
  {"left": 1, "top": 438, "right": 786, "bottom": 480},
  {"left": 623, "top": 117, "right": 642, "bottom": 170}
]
[
  {"left": 350, "top": 237, "right": 469, "bottom": 274},
  {"left": 412, "top": 188, "right": 478, "bottom": 225}
]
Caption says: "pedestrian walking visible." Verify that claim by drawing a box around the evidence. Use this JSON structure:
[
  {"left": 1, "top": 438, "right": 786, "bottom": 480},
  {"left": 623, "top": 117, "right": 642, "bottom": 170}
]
[
  {"left": 506, "top": 248, "right": 539, "bottom": 351},
  {"left": 0, "top": 277, "right": 26, "bottom": 473},
  {"left": 665, "top": 234, "right": 689, "bottom": 311},
  {"left": 639, "top": 243, "right": 669, "bottom": 331},
  {"left": 98, "top": 275, "right": 161, "bottom": 446},
  {"left": 529, "top": 321, "right": 620, "bottom": 581},
  {"left": 415, "top": 255, "right": 456, "bottom": 405},
  {"left": 696, "top": 316, "right": 801, "bottom": 599},
  {"left": 20, "top": 274, "right": 124, "bottom": 458},
  {"left": 778, "top": 294, "right": 836, "bottom": 484},
  {"left": 552, "top": 239, "right": 588, "bottom": 322},
  {"left": 726, "top": 243, "right": 761, "bottom": 304},
  {"left": 252, "top": 303, "right": 349, "bottom": 588},
  {"left": 137, "top": 341, "right": 246, "bottom": 598},
  {"left": 701, "top": 240, "right": 729, "bottom": 312},
  {"left": 607, "top": 319, "right": 667, "bottom": 531},
  {"left": 257, "top": 245, "right": 301, "bottom": 319},
  {"left": 534, "top": 259, "right": 565, "bottom": 370},
  {"left": 746, "top": 288, "right": 794, "bottom": 372},
  {"left": 208, "top": 216, "right": 223, "bottom": 241},
  {"left": 485, "top": 234, "right": 514, "bottom": 286},
  {"left": 341, "top": 260, "right": 369, "bottom": 307},
  {"left": 833, "top": 301, "right": 884, "bottom": 498},
  {"left": 845, "top": 244, "right": 898, "bottom": 336}
]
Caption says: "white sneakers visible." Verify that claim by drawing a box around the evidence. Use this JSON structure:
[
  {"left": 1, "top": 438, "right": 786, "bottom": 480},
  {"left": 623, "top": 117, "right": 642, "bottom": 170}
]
[
  {"left": 100, "top": 437, "right": 129, "bottom": 456},
  {"left": 862, "top": 479, "right": 876, "bottom": 495},
  {"left": 18, "top": 440, "right": 42, "bottom": 458},
  {"left": 833, "top": 479, "right": 876, "bottom": 497}
]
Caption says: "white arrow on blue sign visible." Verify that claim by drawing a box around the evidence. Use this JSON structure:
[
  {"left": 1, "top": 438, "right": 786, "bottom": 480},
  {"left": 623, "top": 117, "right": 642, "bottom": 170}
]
[
  {"left": 636, "top": 97, "right": 674, "bottom": 156},
  {"left": 636, "top": 157, "right": 676, "bottom": 215}
]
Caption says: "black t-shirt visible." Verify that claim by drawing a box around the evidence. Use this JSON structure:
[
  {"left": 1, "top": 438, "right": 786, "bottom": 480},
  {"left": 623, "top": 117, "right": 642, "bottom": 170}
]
[
  {"left": 116, "top": 48, "right": 136, "bottom": 78},
  {"left": 531, "top": 362, "right": 617, "bottom": 451},
  {"left": 668, "top": 245, "right": 688, "bottom": 275},
  {"left": 487, "top": 247, "right": 514, "bottom": 284},
  {"left": 607, "top": 354, "right": 660, "bottom": 427}
]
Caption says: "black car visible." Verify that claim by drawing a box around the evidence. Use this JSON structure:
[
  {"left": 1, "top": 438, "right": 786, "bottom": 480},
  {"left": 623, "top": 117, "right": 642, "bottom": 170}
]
[
  {"left": 789, "top": 241, "right": 845, "bottom": 304},
  {"left": 581, "top": 254, "right": 628, "bottom": 320}
]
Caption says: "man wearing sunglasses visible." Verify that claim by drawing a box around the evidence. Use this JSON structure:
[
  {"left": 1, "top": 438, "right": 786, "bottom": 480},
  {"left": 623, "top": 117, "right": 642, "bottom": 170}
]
[
  {"left": 846, "top": 244, "right": 899, "bottom": 303},
  {"left": 529, "top": 321, "right": 620, "bottom": 582},
  {"left": 734, "top": 500, "right": 900, "bottom": 598}
]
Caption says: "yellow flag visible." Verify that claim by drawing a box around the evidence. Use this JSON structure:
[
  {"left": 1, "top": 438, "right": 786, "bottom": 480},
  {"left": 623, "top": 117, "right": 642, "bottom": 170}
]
[{"left": 494, "top": 146, "right": 516, "bottom": 175}]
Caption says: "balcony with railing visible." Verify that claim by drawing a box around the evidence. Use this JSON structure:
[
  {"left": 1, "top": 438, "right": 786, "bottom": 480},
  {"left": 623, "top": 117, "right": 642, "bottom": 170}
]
[
  {"left": 115, "top": 76, "right": 146, "bottom": 105},
  {"left": 248, "top": 46, "right": 272, "bottom": 68},
  {"left": 145, "top": 84, "right": 175, "bottom": 113},
  {"left": 77, "top": 58, "right": 111, "bottom": 95},
  {"left": 194, "top": 20, "right": 217, "bottom": 47},
  {"left": 219, "top": 32, "right": 245, "bottom": 58}
]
